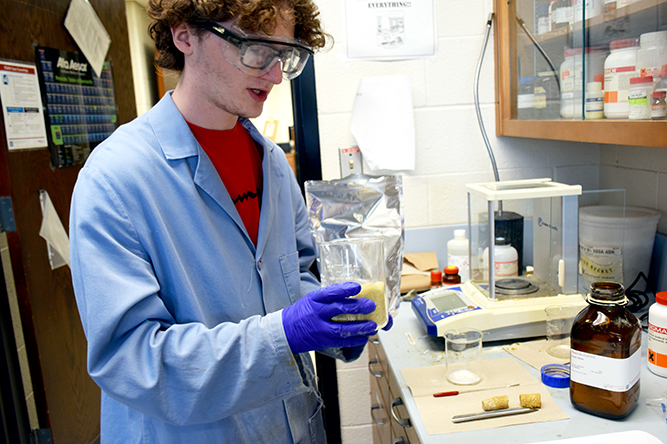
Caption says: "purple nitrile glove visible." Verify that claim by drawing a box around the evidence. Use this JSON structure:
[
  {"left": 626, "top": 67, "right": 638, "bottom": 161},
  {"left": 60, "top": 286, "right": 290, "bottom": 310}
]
[
  {"left": 382, "top": 314, "right": 393, "bottom": 331},
  {"left": 282, "top": 282, "right": 378, "bottom": 354}
]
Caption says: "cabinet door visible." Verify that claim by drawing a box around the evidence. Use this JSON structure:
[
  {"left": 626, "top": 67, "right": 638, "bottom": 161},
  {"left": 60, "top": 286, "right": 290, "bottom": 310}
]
[{"left": 495, "top": 0, "right": 667, "bottom": 147}]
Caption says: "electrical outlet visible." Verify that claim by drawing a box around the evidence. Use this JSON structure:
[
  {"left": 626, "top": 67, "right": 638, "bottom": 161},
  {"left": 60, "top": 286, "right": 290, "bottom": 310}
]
[{"left": 339, "top": 147, "right": 362, "bottom": 178}]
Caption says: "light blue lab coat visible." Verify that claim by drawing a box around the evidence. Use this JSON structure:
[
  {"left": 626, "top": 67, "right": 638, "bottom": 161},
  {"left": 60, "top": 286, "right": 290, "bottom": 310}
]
[{"left": 69, "top": 93, "right": 349, "bottom": 443}]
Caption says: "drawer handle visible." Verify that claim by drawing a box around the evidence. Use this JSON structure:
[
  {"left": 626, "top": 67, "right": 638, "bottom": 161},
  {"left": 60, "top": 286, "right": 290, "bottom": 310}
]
[
  {"left": 370, "top": 404, "right": 387, "bottom": 425},
  {"left": 368, "top": 358, "right": 383, "bottom": 378},
  {"left": 390, "top": 397, "right": 412, "bottom": 427}
]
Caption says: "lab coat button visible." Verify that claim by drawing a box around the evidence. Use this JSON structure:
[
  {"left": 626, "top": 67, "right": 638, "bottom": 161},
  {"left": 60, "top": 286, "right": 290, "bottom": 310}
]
[{"left": 257, "top": 260, "right": 262, "bottom": 270}]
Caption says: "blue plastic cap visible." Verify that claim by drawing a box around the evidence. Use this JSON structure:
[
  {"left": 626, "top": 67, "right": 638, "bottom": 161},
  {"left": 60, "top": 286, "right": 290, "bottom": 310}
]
[{"left": 541, "top": 364, "right": 571, "bottom": 388}]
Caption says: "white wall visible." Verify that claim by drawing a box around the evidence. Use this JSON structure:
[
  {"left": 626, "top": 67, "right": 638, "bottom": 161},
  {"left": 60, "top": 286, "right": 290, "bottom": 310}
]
[
  {"left": 600, "top": 145, "right": 667, "bottom": 235},
  {"left": 313, "top": 0, "right": 600, "bottom": 231},
  {"left": 312, "top": 1, "right": 601, "bottom": 441},
  {"left": 125, "top": 0, "right": 158, "bottom": 115}
]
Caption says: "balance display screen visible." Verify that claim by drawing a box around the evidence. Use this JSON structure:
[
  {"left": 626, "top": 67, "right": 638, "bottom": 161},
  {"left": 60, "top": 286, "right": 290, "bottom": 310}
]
[{"left": 432, "top": 292, "right": 466, "bottom": 313}]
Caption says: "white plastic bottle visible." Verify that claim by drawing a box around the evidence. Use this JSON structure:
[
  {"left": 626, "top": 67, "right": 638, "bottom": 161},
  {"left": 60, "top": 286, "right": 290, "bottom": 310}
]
[
  {"left": 585, "top": 80, "right": 604, "bottom": 119},
  {"left": 604, "top": 37, "right": 640, "bottom": 119},
  {"left": 628, "top": 75, "right": 653, "bottom": 120},
  {"left": 648, "top": 291, "right": 667, "bottom": 377},
  {"left": 482, "top": 237, "right": 518, "bottom": 279},
  {"left": 447, "top": 229, "right": 470, "bottom": 282},
  {"left": 636, "top": 31, "right": 667, "bottom": 82},
  {"left": 494, "top": 238, "right": 519, "bottom": 278}
]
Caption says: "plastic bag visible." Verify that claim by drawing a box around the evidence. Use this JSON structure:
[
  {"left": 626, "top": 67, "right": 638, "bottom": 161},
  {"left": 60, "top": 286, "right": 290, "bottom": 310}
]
[{"left": 305, "top": 174, "right": 404, "bottom": 317}]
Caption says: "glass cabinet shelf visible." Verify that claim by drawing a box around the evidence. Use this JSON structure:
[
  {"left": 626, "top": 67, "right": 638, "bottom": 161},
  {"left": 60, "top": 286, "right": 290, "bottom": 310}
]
[{"left": 494, "top": 0, "right": 667, "bottom": 148}]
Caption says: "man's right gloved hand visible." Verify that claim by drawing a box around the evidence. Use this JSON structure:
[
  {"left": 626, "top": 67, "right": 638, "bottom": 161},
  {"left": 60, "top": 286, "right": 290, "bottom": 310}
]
[{"left": 282, "top": 282, "right": 378, "bottom": 354}]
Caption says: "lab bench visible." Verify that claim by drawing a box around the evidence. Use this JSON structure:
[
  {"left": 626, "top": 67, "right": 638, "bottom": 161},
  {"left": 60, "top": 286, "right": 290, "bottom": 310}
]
[{"left": 369, "top": 301, "right": 667, "bottom": 444}]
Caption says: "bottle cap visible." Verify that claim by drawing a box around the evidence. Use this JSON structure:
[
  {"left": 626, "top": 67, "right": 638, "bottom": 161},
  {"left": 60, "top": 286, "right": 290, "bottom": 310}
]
[
  {"left": 454, "top": 229, "right": 466, "bottom": 239},
  {"left": 444, "top": 265, "right": 459, "bottom": 275},
  {"left": 587, "top": 81, "right": 602, "bottom": 92},
  {"left": 594, "top": 74, "right": 604, "bottom": 83},
  {"left": 630, "top": 76, "right": 653, "bottom": 84},
  {"left": 657, "top": 291, "right": 667, "bottom": 305},
  {"left": 653, "top": 91, "right": 667, "bottom": 98},
  {"left": 610, "top": 37, "right": 640, "bottom": 51},
  {"left": 430, "top": 269, "right": 442, "bottom": 281},
  {"left": 541, "top": 364, "right": 570, "bottom": 388}
]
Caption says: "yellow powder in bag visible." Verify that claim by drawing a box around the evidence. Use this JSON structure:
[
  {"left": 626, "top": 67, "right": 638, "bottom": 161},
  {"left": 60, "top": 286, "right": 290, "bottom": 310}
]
[{"left": 331, "top": 282, "right": 388, "bottom": 328}]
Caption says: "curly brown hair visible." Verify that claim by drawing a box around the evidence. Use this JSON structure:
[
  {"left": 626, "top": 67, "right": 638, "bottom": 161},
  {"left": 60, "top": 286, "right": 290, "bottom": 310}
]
[{"left": 147, "top": 0, "right": 330, "bottom": 72}]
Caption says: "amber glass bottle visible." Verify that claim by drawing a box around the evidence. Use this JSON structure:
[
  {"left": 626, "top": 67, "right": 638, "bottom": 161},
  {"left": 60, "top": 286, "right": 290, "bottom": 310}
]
[
  {"left": 570, "top": 282, "right": 642, "bottom": 419},
  {"left": 442, "top": 266, "right": 461, "bottom": 285}
]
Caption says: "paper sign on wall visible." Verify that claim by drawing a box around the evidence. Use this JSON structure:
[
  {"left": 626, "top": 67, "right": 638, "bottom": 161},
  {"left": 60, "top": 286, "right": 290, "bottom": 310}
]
[
  {"left": 343, "top": 0, "right": 436, "bottom": 61},
  {"left": 0, "top": 60, "right": 48, "bottom": 150},
  {"left": 64, "top": 0, "right": 111, "bottom": 77}
]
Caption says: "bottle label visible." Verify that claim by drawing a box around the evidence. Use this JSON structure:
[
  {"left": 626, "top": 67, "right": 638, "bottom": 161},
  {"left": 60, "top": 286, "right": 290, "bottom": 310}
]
[
  {"left": 651, "top": 104, "right": 667, "bottom": 119},
  {"left": 585, "top": 96, "right": 603, "bottom": 112},
  {"left": 604, "top": 66, "right": 636, "bottom": 104},
  {"left": 648, "top": 321, "right": 667, "bottom": 369},
  {"left": 494, "top": 259, "right": 518, "bottom": 277},
  {"left": 571, "top": 348, "right": 641, "bottom": 392},
  {"left": 628, "top": 89, "right": 651, "bottom": 119},
  {"left": 447, "top": 254, "right": 470, "bottom": 282},
  {"left": 578, "top": 243, "right": 623, "bottom": 287},
  {"left": 639, "top": 67, "right": 659, "bottom": 78}
]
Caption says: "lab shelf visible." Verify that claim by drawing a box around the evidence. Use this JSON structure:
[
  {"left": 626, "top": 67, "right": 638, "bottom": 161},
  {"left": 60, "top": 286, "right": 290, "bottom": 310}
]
[{"left": 494, "top": 0, "right": 667, "bottom": 148}]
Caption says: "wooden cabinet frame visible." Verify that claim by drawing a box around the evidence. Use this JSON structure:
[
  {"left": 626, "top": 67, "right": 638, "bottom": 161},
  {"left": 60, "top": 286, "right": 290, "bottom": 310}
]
[{"left": 494, "top": 0, "right": 667, "bottom": 148}]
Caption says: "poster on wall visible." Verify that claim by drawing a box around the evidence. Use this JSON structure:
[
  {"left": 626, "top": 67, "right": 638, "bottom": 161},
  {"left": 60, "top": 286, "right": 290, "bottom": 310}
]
[
  {"left": 343, "top": 0, "right": 436, "bottom": 61},
  {"left": 0, "top": 60, "right": 48, "bottom": 150},
  {"left": 35, "top": 46, "right": 118, "bottom": 168}
]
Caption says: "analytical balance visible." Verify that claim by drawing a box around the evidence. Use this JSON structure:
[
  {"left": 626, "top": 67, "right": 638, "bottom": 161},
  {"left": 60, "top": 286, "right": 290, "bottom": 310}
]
[{"left": 412, "top": 178, "right": 589, "bottom": 342}]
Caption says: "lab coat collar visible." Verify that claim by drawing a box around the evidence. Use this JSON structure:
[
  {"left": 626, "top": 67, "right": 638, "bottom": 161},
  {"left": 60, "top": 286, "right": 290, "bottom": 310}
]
[{"left": 147, "top": 91, "right": 286, "bottom": 256}]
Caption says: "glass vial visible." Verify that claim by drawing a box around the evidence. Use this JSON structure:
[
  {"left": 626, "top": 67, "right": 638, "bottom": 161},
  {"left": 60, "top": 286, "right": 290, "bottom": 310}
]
[
  {"left": 443, "top": 266, "right": 461, "bottom": 285},
  {"left": 651, "top": 90, "right": 667, "bottom": 120},
  {"left": 430, "top": 269, "right": 442, "bottom": 289},
  {"left": 570, "top": 282, "right": 642, "bottom": 419}
]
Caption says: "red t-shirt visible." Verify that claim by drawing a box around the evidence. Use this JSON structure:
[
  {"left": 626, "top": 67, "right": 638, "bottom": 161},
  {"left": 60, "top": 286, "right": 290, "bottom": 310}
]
[{"left": 187, "top": 120, "right": 263, "bottom": 245}]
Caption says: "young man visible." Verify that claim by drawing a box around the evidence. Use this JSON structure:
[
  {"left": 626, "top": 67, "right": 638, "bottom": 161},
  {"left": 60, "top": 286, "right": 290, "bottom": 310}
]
[{"left": 69, "top": 1, "right": 387, "bottom": 442}]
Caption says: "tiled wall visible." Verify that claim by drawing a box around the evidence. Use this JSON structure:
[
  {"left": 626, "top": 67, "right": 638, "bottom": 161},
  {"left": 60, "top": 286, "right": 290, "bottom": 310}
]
[{"left": 600, "top": 145, "right": 667, "bottom": 235}]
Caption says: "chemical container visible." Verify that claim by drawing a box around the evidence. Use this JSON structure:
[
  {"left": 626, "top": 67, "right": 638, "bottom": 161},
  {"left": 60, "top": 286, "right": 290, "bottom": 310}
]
[
  {"left": 652, "top": 90, "right": 667, "bottom": 120},
  {"left": 648, "top": 291, "right": 667, "bottom": 377},
  {"left": 447, "top": 229, "right": 470, "bottom": 281},
  {"left": 585, "top": 80, "right": 604, "bottom": 119},
  {"left": 604, "top": 38, "right": 640, "bottom": 119},
  {"left": 534, "top": 71, "right": 561, "bottom": 119},
  {"left": 578, "top": 205, "right": 660, "bottom": 291},
  {"left": 628, "top": 75, "right": 654, "bottom": 120},
  {"left": 518, "top": 77, "right": 536, "bottom": 119},
  {"left": 561, "top": 47, "right": 607, "bottom": 119},
  {"left": 570, "top": 281, "right": 642, "bottom": 419},
  {"left": 636, "top": 31, "right": 667, "bottom": 81}
]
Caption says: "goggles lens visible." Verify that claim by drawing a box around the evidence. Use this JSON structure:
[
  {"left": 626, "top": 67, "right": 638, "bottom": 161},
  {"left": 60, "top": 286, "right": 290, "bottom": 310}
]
[{"left": 205, "top": 22, "right": 312, "bottom": 80}]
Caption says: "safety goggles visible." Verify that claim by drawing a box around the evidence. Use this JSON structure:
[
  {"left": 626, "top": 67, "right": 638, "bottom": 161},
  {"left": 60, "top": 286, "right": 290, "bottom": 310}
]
[{"left": 203, "top": 21, "right": 313, "bottom": 80}]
